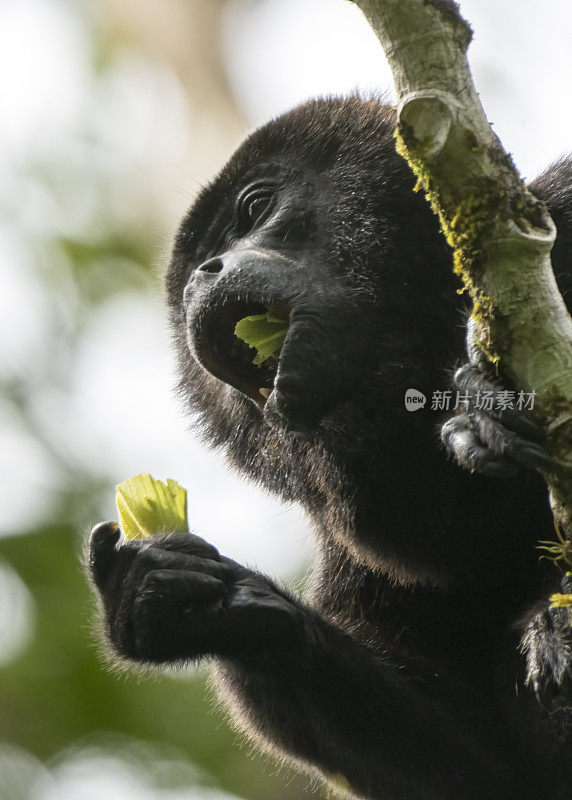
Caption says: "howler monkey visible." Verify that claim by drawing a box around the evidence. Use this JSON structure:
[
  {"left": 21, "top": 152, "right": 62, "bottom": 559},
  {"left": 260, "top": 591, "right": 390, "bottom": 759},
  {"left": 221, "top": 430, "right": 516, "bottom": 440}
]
[{"left": 89, "top": 97, "right": 572, "bottom": 800}]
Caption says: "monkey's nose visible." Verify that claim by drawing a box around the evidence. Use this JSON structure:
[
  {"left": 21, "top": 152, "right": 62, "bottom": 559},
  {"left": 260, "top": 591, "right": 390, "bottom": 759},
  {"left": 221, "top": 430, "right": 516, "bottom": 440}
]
[{"left": 197, "top": 257, "right": 224, "bottom": 274}]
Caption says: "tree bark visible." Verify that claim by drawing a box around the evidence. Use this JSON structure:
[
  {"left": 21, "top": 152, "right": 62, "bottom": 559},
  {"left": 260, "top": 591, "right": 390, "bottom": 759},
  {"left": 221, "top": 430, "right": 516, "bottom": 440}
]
[{"left": 352, "top": 0, "right": 572, "bottom": 547}]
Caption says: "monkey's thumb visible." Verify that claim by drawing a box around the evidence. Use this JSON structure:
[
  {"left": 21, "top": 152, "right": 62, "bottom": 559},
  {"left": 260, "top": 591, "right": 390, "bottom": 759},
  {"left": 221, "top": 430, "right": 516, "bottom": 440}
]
[{"left": 89, "top": 521, "right": 121, "bottom": 590}]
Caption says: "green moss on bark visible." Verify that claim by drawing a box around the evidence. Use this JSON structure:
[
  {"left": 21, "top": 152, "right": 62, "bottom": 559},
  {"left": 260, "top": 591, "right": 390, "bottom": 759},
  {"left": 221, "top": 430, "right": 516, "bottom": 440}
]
[{"left": 395, "top": 128, "right": 500, "bottom": 363}]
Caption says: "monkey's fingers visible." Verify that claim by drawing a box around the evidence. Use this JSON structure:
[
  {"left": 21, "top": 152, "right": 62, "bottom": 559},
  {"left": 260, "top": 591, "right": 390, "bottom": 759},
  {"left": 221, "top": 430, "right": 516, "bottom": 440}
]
[{"left": 89, "top": 520, "right": 122, "bottom": 591}]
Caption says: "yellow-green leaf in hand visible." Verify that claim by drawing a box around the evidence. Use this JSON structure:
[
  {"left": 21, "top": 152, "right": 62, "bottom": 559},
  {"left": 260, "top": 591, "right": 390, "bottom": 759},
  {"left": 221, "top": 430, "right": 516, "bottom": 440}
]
[
  {"left": 116, "top": 473, "right": 188, "bottom": 541},
  {"left": 234, "top": 312, "right": 288, "bottom": 366}
]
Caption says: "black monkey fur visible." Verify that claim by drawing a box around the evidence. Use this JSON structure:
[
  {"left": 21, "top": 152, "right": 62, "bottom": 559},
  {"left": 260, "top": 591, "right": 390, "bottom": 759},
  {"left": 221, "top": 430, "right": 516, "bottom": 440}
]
[{"left": 89, "top": 97, "right": 572, "bottom": 799}]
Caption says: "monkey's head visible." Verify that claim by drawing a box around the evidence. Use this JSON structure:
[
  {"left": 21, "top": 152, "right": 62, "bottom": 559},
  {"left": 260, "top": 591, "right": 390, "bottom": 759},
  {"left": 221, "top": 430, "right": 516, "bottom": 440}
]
[{"left": 166, "top": 97, "right": 457, "bottom": 495}]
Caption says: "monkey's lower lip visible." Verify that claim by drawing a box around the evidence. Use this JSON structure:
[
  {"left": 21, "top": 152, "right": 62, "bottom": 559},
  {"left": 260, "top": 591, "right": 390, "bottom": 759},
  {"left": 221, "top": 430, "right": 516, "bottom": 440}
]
[
  {"left": 191, "top": 300, "right": 291, "bottom": 406},
  {"left": 262, "top": 371, "right": 323, "bottom": 432}
]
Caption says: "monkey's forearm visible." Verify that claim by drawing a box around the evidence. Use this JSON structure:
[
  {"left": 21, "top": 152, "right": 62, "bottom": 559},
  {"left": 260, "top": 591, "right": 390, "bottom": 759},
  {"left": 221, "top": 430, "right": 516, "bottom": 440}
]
[{"left": 213, "top": 608, "right": 520, "bottom": 800}]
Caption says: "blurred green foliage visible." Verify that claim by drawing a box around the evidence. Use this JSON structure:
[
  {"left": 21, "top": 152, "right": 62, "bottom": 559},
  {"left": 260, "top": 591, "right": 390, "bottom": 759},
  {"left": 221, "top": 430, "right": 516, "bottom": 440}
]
[
  {"left": 0, "top": 2, "right": 314, "bottom": 798},
  {"left": 0, "top": 527, "right": 312, "bottom": 798}
]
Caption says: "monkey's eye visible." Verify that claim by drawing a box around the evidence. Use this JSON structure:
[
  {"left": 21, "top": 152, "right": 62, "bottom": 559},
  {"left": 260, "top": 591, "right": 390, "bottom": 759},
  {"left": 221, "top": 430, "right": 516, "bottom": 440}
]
[{"left": 236, "top": 186, "right": 274, "bottom": 234}]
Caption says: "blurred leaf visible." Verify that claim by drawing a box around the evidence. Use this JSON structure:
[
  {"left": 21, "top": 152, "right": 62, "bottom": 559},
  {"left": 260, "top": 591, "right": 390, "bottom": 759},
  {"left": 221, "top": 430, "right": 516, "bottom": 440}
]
[{"left": 57, "top": 234, "right": 154, "bottom": 305}]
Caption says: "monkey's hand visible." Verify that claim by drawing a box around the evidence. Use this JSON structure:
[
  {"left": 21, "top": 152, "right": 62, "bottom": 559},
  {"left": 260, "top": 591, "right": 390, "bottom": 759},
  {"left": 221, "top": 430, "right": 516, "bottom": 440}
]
[
  {"left": 88, "top": 522, "right": 304, "bottom": 664},
  {"left": 440, "top": 318, "right": 553, "bottom": 477},
  {"left": 523, "top": 573, "right": 572, "bottom": 712},
  {"left": 88, "top": 528, "right": 520, "bottom": 798}
]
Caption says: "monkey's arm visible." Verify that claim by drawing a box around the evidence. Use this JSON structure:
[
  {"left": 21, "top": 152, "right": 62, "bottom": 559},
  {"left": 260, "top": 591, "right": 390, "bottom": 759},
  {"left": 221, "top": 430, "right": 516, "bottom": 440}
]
[
  {"left": 89, "top": 522, "right": 519, "bottom": 800},
  {"left": 214, "top": 616, "right": 526, "bottom": 800}
]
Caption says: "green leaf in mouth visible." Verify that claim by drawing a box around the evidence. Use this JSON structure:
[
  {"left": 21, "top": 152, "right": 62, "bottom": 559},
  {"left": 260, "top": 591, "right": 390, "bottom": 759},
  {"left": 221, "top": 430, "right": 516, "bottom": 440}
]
[{"left": 234, "top": 312, "right": 289, "bottom": 366}]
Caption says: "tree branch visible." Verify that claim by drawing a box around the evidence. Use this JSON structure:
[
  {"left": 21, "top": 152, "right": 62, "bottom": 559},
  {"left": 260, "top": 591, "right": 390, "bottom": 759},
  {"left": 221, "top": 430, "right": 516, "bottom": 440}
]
[{"left": 352, "top": 0, "right": 572, "bottom": 544}]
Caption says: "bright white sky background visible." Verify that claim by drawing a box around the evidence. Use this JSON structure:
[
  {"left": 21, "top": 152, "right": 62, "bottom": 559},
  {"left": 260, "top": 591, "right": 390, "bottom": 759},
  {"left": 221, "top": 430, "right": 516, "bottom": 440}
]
[{"left": 0, "top": 1, "right": 571, "bottom": 795}]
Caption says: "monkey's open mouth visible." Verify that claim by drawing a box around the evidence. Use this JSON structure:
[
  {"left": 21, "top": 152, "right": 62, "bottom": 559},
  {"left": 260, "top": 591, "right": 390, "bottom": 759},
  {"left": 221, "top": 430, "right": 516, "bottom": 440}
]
[{"left": 195, "top": 301, "right": 291, "bottom": 406}]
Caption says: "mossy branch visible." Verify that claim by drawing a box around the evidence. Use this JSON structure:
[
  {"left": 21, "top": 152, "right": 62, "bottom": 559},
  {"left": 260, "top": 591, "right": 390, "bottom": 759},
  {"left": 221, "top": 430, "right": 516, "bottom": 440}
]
[{"left": 352, "top": 0, "right": 572, "bottom": 541}]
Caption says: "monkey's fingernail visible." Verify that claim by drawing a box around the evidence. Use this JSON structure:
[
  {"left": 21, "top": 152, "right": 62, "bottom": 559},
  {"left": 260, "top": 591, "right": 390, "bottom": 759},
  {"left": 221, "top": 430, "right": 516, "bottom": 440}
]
[
  {"left": 89, "top": 521, "right": 122, "bottom": 564},
  {"left": 259, "top": 388, "right": 272, "bottom": 399},
  {"left": 90, "top": 520, "right": 119, "bottom": 540}
]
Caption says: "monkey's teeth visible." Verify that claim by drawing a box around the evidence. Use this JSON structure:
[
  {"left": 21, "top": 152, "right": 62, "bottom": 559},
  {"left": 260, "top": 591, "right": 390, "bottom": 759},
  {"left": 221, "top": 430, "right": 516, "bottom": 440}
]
[{"left": 259, "top": 388, "right": 272, "bottom": 400}]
